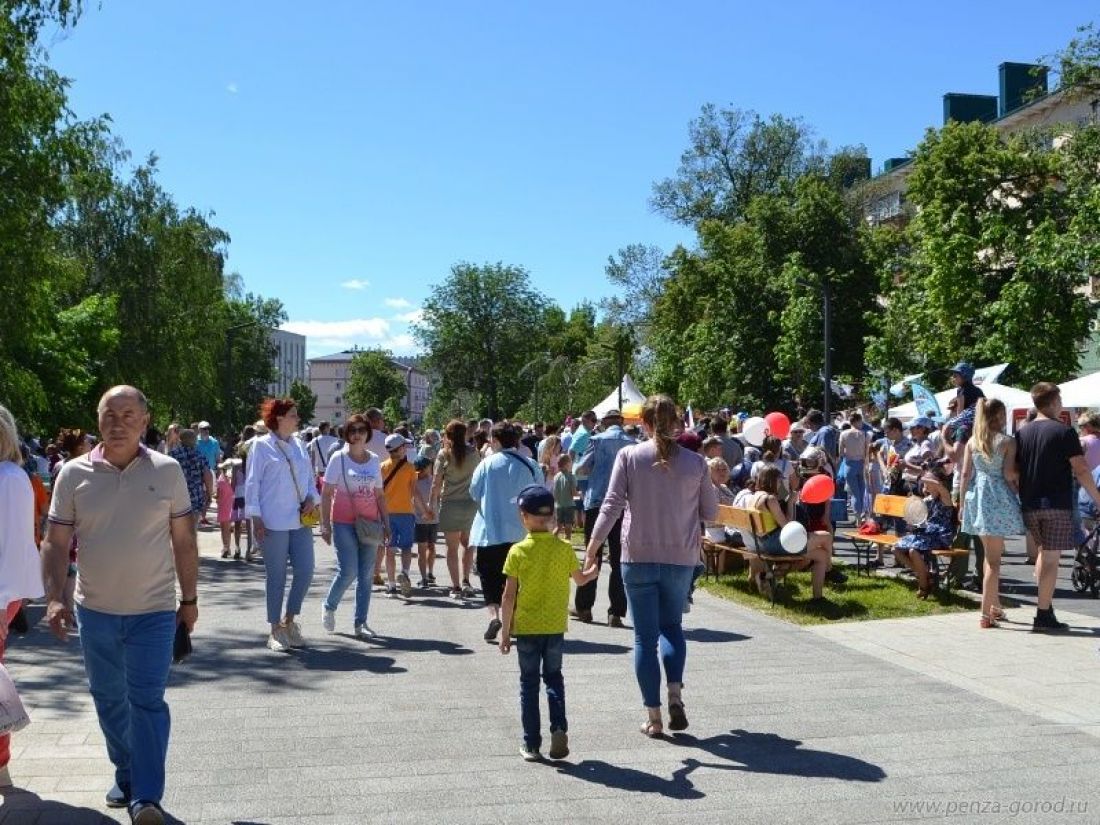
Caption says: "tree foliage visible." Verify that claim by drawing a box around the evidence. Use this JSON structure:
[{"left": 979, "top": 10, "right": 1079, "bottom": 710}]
[
  {"left": 415, "top": 262, "right": 550, "bottom": 420},
  {"left": 288, "top": 380, "right": 317, "bottom": 427},
  {"left": 344, "top": 349, "right": 406, "bottom": 418}
]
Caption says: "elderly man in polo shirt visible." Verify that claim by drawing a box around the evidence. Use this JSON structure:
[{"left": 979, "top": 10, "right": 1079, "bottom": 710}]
[
  {"left": 572, "top": 409, "right": 635, "bottom": 626},
  {"left": 41, "top": 386, "right": 199, "bottom": 825}
]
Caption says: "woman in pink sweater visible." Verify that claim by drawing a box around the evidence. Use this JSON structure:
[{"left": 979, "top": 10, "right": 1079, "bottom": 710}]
[{"left": 585, "top": 395, "right": 717, "bottom": 738}]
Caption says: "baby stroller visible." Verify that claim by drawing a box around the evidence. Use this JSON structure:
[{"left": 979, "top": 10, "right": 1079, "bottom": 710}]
[{"left": 1071, "top": 519, "right": 1100, "bottom": 598}]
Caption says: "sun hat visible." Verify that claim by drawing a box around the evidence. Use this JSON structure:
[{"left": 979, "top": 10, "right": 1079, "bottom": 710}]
[
  {"left": 950, "top": 361, "right": 975, "bottom": 381},
  {"left": 909, "top": 416, "right": 935, "bottom": 431}
]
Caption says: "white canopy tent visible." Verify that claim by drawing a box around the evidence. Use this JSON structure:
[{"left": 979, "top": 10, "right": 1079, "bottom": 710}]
[
  {"left": 1059, "top": 371, "right": 1100, "bottom": 409},
  {"left": 592, "top": 375, "right": 646, "bottom": 418},
  {"left": 889, "top": 383, "right": 1034, "bottom": 430}
]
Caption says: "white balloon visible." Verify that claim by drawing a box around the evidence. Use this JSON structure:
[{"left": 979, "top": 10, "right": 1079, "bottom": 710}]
[
  {"left": 742, "top": 416, "right": 768, "bottom": 448},
  {"left": 779, "top": 521, "right": 808, "bottom": 554},
  {"left": 903, "top": 496, "right": 928, "bottom": 526}
]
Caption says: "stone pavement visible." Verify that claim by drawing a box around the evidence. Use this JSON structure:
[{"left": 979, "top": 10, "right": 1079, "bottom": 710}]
[{"left": 2, "top": 528, "right": 1098, "bottom": 824}]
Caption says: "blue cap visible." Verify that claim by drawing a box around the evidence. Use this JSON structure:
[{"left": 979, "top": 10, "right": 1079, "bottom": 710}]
[
  {"left": 909, "top": 416, "right": 936, "bottom": 431},
  {"left": 950, "top": 361, "right": 975, "bottom": 381},
  {"left": 516, "top": 484, "right": 555, "bottom": 516}
]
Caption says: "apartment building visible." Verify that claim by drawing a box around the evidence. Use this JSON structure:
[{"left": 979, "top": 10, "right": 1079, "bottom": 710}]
[
  {"left": 308, "top": 350, "right": 432, "bottom": 425},
  {"left": 268, "top": 329, "right": 307, "bottom": 397}
]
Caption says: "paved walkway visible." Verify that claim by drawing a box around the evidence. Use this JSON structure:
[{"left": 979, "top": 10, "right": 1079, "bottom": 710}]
[{"left": 2, "top": 528, "right": 1099, "bottom": 824}]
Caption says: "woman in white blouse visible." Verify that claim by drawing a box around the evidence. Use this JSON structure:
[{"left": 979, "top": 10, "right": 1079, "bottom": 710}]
[
  {"left": 245, "top": 398, "right": 320, "bottom": 653},
  {"left": 0, "top": 405, "right": 46, "bottom": 788}
]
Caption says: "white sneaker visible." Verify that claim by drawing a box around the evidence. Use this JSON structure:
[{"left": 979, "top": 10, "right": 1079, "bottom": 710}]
[
  {"left": 355, "top": 624, "right": 376, "bottom": 639},
  {"left": 285, "top": 621, "right": 305, "bottom": 648},
  {"left": 386, "top": 586, "right": 399, "bottom": 599},
  {"left": 398, "top": 572, "right": 412, "bottom": 597},
  {"left": 267, "top": 628, "right": 290, "bottom": 653},
  {"left": 322, "top": 607, "right": 336, "bottom": 633}
]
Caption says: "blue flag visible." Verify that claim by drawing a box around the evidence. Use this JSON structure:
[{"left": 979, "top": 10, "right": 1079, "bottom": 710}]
[{"left": 910, "top": 382, "right": 942, "bottom": 420}]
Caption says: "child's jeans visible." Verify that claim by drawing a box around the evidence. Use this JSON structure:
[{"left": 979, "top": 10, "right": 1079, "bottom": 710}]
[{"left": 516, "top": 634, "right": 566, "bottom": 750}]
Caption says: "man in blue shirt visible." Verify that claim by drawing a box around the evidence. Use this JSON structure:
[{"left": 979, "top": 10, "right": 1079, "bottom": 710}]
[
  {"left": 804, "top": 409, "right": 839, "bottom": 466},
  {"left": 568, "top": 411, "right": 597, "bottom": 461},
  {"left": 469, "top": 423, "right": 544, "bottom": 643},
  {"left": 572, "top": 410, "right": 635, "bottom": 626}
]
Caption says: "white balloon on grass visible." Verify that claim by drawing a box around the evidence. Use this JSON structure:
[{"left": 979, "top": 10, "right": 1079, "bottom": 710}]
[
  {"left": 779, "top": 521, "right": 808, "bottom": 554},
  {"left": 742, "top": 416, "right": 768, "bottom": 448}
]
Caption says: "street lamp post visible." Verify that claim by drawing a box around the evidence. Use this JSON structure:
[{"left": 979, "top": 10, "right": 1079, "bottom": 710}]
[
  {"left": 822, "top": 280, "right": 833, "bottom": 422},
  {"left": 225, "top": 320, "right": 259, "bottom": 435}
]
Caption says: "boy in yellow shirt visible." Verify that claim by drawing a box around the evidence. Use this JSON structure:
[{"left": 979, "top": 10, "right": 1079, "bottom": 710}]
[{"left": 500, "top": 485, "right": 598, "bottom": 761}]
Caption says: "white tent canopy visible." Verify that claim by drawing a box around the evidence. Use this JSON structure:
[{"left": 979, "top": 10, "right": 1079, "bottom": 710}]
[
  {"left": 1059, "top": 371, "right": 1100, "bottom": 409},
  {"left": 889, "top": 383, "right": 1033, "bottom": 423},
  {"left": 592, "top": 374, "right": 646, "bottom": 417}
]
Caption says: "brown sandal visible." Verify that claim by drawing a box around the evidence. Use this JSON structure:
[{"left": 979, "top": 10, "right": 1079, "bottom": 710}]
[{"left": 640, "top": 720, "right": 663, "bottom": 738}]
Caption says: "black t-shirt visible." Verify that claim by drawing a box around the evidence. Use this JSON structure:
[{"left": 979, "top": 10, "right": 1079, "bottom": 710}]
[
  {"left": 1015, "top": 419, "right": 1083, "bottom": 511},
  {"left": 957, "top": 382, "right": 984, "bottom": 411},
  {"left": 521, "top": 434, "right": 541, "bottom": 458}
]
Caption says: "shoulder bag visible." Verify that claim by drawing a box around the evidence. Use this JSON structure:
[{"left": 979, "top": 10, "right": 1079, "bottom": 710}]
[
  {"left": 275, "top": 439, "right": 320, "bottom": 527},
  {"left": 342, "top": 453, "right": 386, "bottom": 545}
]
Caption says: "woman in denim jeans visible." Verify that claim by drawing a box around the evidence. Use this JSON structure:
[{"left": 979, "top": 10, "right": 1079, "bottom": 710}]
[{"left": 585, "top": 395, "right": 718, "bottom": 737}]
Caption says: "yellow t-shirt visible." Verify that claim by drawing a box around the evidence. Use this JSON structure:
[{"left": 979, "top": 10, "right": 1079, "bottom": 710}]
[
  {"left": 380, "top": 458, "right": 417, "bottom": 514},
  {"left": 502, "top": 532, "right": 579, "bottom": 635}
]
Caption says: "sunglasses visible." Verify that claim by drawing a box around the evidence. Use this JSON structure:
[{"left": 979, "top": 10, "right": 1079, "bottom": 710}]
[{"left": 346, "top": 426, "right": 368, "bottom": 435}]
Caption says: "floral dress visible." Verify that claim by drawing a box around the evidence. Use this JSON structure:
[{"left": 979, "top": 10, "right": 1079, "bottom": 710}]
[
  {"left": 961, "top": 435, "right": 1025, "bottom": 537},
  {"left": 896, "top": 496, "right": 955, "bottom": 556}
]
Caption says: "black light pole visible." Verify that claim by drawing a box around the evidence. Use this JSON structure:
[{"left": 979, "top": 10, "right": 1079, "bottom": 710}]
[
  {"left": 225, "top": 320, "right": 258, "bottom": 435},
  {"left": 822, "top": 279, "right": 833, "bottom": 422}
]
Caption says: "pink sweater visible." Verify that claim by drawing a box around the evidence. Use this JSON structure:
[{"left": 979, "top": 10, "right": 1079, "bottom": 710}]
[{"left": 590, "top": 441, "right": 718, "bottom": 566}]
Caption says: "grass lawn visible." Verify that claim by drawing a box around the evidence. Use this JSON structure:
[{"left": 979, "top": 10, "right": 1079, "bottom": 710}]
[{"left": 699, "top": 564, "right": 976, "bottom": 626}]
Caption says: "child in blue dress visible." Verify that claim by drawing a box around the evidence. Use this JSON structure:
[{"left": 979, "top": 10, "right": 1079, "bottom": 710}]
[{"left": 894, "top": 464, "right": 955, "bottom": 599}]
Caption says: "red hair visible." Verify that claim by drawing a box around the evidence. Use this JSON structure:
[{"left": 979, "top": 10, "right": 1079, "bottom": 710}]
[{"left": 260, "top": 397, "right": 296, "bottom": 430}]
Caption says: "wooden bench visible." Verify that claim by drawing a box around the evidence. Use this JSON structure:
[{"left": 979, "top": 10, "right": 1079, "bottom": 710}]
[
  {"left": 838, "top": 493, "right": 968, "bottom": 588},
  {"left": 701, "top": 505, "right": 809, "bottom": 603}
]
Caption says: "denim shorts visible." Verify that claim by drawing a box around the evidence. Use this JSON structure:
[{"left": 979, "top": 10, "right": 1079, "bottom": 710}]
[{"left": 389, "top": 513, "right": 416, "bottom": 551}]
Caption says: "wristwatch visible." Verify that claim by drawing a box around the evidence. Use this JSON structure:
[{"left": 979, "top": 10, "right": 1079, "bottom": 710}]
[{"left": 179, "top": 597, "right": 198, "bottom": 606}]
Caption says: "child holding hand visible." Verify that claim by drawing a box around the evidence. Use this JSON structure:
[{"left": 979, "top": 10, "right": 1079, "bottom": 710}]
[{"left": 500, "top": 485, "right": 598, "bottom": 762}]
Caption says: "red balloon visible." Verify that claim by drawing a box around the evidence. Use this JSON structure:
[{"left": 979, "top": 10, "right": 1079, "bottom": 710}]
[
  {"left": 801, "top": 474, "right": 835, "bottom": 505},
  {"left": 764, "top": 412, "right": 791, "bottom": 440}
]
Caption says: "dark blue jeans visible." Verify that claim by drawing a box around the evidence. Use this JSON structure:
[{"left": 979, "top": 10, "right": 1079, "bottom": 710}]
[
  {"left": 78, "top": 606, "right": 176, "bottom": 804},
  {"left": 516, "top": 634, "right": 566, "bottom": 750},
  {"left": 621, "top": 562, "right": 693, "bottom": 708}
]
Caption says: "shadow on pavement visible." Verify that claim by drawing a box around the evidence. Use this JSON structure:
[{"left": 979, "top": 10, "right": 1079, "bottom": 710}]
[
  {"left": 0, "top": 787, "right": 189, "bottom": 823},
  {"left": 401, "top": 597, "right": 473, "bottom": 610},
  {"left": 556, "top": 758, "right": 706, "bottom": 799},
  {"left": 562, "top": 639, "right": 631, "bottom": 655},
  {"left": 361, "top": 634, "right": 474, "bottom": 656},
  {"left": 682, "top": 628, "right": 750, "bottom": 644},
  {"left": 669, "top": 728, "right": 886, "bottom": 782}
]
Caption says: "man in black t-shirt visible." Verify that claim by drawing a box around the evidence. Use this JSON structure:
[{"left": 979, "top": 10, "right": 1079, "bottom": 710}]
[{"left": 1015, "top": 382, "right": 1100, "bottom": 632}]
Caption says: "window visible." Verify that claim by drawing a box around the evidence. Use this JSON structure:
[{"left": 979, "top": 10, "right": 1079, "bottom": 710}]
[
  {"left": 334, "top": 411, "right": 342, "bottom": 419},
  {"left": 334, "top": 396, "right": 342, "bottom": 404},
  {"left": 336, "top": 382, "right": 341, "bottom": 391}
]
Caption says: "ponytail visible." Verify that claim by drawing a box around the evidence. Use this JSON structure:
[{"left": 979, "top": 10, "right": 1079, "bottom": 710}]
[{"left": 642, "top": 394, "right": 680, "bottom": 469}]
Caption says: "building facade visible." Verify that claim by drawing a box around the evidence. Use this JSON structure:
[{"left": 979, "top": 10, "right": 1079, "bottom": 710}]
[
  {"left": 268, "top": 329, "right": 307, "bottom": 397},
  {"left": 308, "top": 350, "right": 432, "bottom": 426}
]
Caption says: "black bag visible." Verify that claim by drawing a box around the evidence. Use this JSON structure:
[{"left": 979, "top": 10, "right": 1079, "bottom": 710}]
[{"left": 173, "top": 622, "right": 192, "bottom": 664}]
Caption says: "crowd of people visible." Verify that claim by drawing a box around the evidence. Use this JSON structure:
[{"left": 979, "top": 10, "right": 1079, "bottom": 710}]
[{"left": 0, "top": 367, "right": 1097, "bottom": 821}]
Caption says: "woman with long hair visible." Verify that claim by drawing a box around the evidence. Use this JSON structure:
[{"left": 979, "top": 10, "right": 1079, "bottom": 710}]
[
  {"left": 585, "top": 395, "right": 717, "bottom": 737},
  {"left": 430, "top": 420, "right": 481, "bottom": 599},
  {"left": 244, "top": 398, "right": 319, "bottom": 652},
  {"left": 959, "top": 398, "right": 1025, "bottom": 628},
  {"left": 319, "top": 413, "right": 389, "bottom": 637},
  {"left": 0, "top": 405, "right": 46, "bottom": 788}
]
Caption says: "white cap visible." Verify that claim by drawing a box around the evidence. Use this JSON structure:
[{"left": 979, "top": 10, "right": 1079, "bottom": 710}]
[{"left": 198, "top": 420, "right": 211, "bottom": 429}]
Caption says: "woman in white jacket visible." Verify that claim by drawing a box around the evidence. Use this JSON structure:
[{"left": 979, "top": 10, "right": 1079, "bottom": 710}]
[{"left": 0, "top": 405, "right": 46, "bottom": 788}]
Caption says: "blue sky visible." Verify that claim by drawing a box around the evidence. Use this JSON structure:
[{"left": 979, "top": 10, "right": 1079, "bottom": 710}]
[{"left": 48, "top": 1, "right": 1092, "bottom": 357}]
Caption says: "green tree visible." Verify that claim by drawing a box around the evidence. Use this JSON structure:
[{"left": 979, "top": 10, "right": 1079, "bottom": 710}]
[
  {"left": 415, "top": 262, "right": 550, "bottom": 420},
  {"left": 288, "top": 379, "right": 317, "bottom": 427},
  {"left": 344, "top": 348, "right": 406, "bottom": 417}
]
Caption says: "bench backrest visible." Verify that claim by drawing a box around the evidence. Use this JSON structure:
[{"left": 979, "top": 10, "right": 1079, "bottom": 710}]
[
  {"left": 713, "top": 504, "right": 766, "bottom": 538},
  {"left": 872, "top": 494, "right": 909, "bottom": 519}
]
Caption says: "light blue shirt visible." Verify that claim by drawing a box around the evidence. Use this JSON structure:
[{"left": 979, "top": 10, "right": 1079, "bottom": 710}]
[
  {"left": 196, "top": 434, "right": 220, "bottom": 471},
  {"left": 244, "top": 433, "right": 321, "bottom": 531},
  {"left": 468, "top": 449, "right": 544, "bottom": 547},
  {"left": 569, "top": 426, "right": 592, "bottom": 458},
  {"left": 575, "top": 425, "right": 635, "bottom": 510}
]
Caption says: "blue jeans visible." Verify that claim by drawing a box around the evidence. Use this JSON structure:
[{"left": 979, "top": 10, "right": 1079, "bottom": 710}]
[
  {"left": 263, "top": 526, "right": 315, "bottom": 625},
  {"left": 325, "top": 523, "right": 373, "bottom": 625},
  {"left": 621, "top": 562, "right": 694, "bottom": 708},
  {"left": 516, "top": 634, "right": 566, "bottom": 750},
  {"left": 845, "top": 460, "right": 866, "bottom": 517},
  {"left": 77, "top": 606, "right": 175, "bottom": 804}
]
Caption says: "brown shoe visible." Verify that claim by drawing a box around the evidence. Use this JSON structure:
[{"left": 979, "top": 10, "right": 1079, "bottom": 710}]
[
  {"left": 607, "top": 614, "right": 625, "bottom": 628},
  {"left": 569, "top": 608, "right": 593, "bottom": 623}
]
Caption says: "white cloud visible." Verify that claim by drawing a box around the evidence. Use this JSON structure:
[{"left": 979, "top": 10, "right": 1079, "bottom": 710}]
[
  {"left": 226, "top": 82, "right": 238, "bottom": 94},
  {"left": 281, "top": 318, "right": 390, "bottom": 343},
  {"left": 340, "top": 279, "right": 371, "bottom": 290},
  {"left": 384, "top": 297, "right": 412, "bottom": 308},
  {"left": 383, "top": 333, "right": 417, "bottom": 353},
  {"left": 394, "top": 309, "right": 423, "bottom": 323}
]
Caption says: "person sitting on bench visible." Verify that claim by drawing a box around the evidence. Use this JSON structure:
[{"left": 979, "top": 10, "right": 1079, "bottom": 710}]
[{"left": 894, "top": 464, "right": 955, "bottom": 599}]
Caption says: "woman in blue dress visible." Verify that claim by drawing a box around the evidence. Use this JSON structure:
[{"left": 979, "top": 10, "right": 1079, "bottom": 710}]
[
  {"left": 958, "top": 399, "right": 1024, "bottom": 628},
  {"left": 894, "top": 464, "right": 956, "bottom": 599}
]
